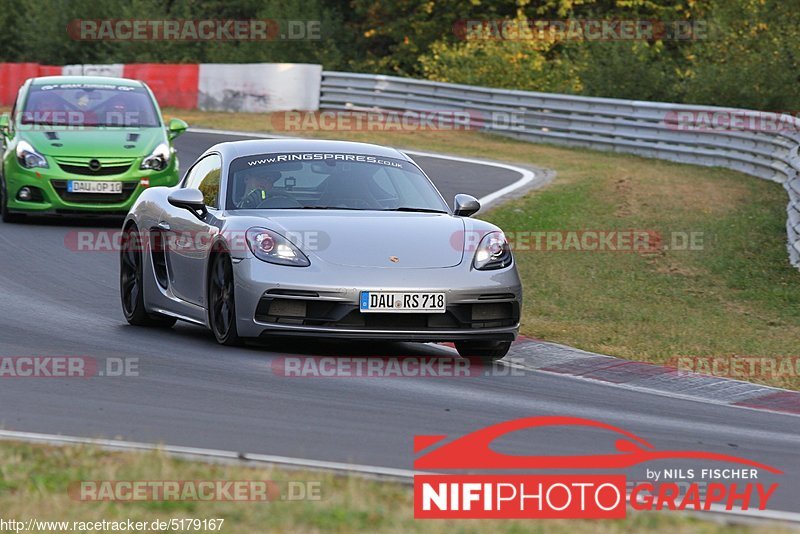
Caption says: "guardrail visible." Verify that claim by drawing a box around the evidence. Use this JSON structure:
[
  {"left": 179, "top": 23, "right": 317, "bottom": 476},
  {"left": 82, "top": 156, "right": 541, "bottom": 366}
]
[
  {"left": 320, "top": 71, "right": 800, "bottom": 270},
  {"left": 0, "top": 62, "right": 323, "bottom": 112}
]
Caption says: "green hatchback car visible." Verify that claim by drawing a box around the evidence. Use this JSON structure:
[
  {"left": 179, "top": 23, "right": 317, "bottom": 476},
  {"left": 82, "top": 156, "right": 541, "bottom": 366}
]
[{"left": 0, "top": 76, "right": 187, "bottom": 222}]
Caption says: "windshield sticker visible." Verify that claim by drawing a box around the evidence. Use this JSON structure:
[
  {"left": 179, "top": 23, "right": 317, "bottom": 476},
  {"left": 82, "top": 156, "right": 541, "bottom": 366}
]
[
  {"left": 246, "top": 153, "right": 404, "bottom": 168},
  {"left": 39, "top": 84, "right": 136, "bottom": 91}
]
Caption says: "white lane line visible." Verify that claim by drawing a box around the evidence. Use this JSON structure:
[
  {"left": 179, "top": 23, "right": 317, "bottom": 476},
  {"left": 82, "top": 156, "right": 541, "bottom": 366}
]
[
  {"left": 0, "top": 428, "right": 417, "bottom": 481},
  {"left": 689, "top": 506, "right": 800, "bottom": 526},
  {"left": 398, "top": 148, "right": 538, "bottom": 207},
  {"left": 187, "top": 127, "right": 541, "bottom": 208}
]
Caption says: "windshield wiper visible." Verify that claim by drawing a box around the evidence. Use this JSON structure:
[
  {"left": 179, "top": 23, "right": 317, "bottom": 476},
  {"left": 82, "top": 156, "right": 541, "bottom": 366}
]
[
  {"left": 382, "top": 207, "right": 448, "bottom": 213},
  {"left": 295, "top": 206, "right": 448, "bottom": 213}
]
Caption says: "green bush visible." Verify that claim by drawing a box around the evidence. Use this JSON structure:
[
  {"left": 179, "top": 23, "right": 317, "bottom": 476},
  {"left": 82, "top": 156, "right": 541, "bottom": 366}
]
[
  {"left": 420, "top": 35, "right": 581, "bottom": 94},
  {"left": 571, "top": 41, "right": 681, "bottom": 103},
  {"left": 681, "top": 1, "right": 800, "bottom": 110}
]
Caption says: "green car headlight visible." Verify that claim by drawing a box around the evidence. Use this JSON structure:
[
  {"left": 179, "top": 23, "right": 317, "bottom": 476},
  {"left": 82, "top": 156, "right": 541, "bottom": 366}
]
[
  {"left": 16, "top": 140, "right": 48, "bottom": 169},
  {"left": 140, "top": 142, "right": 170, "bottom": 171}
]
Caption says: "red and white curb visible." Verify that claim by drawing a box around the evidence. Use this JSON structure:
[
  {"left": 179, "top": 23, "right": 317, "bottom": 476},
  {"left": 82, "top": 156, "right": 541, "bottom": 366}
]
[{"left": 498, "top": 336, "right": 800, "bottom": 417}]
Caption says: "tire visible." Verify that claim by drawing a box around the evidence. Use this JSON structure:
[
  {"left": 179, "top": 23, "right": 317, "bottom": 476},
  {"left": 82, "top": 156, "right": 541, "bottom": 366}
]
[
  {"left": 1, "top": 179, "right": 23, "bottom": 224},
  {"left": 455, "top": 340, "right": 512, "bottom": 364},
  {"left": 120, "top": 224, "right": 177, "bottom": 328},
  {"left": 208, "top": 251, "right": 242, "bottom": 346}
]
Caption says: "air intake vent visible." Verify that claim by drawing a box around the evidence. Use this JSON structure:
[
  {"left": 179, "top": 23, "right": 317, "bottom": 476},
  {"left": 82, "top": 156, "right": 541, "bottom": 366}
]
[
  {"left": 477, "top": 293, "right": 515, "bottom": 300},
  {"left": 266, "top": 289, "right": 320, "bottom": 297}
]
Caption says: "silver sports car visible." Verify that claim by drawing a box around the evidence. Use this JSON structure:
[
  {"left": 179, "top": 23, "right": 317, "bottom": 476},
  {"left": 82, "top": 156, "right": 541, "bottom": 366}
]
[{"left": 120, "top": 139, "right": 522, "bottom": 362}]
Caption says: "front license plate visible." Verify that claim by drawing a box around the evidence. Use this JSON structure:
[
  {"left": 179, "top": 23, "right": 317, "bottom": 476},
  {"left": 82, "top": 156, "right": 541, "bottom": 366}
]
[
  {"left": 67, "top": 181, "right": 123, "bottom": 194},
  {"left": 359, "top": 292, "right": 446, "bottom": 313}
]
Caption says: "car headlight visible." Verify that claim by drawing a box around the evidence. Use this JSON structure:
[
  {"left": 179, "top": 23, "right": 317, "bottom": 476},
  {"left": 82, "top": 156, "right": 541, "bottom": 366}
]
[
  {"left": 16, "top": 140, "right": 48, "bottom": 169},
  {"left": 473, "top": 231, "right": 513, "bottom": 270},
  {"left": 140, "top": 142, "right": 170, "bottom": 171},
  {"left": 246, "top": 227, "right": 310, "bottom": 267}
]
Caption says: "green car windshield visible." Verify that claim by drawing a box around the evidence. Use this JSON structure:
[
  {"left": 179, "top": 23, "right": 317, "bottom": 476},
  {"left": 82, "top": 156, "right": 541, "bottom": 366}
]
[{"left": 20, "top": 83, "right": 161, "bottom": 128}]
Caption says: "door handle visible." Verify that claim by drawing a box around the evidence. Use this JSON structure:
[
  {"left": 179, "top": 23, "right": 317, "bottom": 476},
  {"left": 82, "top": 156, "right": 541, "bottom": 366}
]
[{"left": 157, "top": 221, "right": 171, "bottom": 231}]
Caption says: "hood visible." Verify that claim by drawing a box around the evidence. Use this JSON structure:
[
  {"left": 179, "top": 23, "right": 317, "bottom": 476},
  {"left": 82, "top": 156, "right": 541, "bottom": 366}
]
[
  {"left": 239, "top": 211, "right": 466, "bottom": 269},
  {"left": 24, "top": 127, "right": 166, "bottom": 158}
]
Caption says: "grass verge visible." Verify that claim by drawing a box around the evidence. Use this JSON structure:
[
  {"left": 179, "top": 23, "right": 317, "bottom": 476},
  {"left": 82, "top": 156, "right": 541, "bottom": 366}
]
[
  {"left": 0, "top": 441, "right": 785, "bottom": 533},
  {"left": 166, "top": 109, "right": 800, "bottom": 390}
]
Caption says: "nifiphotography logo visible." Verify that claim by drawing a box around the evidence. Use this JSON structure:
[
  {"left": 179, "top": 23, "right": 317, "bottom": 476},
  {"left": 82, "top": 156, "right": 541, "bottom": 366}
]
[{"left": 413, "top": 416, "right": 781, "bottom": 519}]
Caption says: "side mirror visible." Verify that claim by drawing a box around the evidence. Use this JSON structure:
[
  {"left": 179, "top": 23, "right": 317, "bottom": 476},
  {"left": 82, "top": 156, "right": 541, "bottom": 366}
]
[
  {"left": 453, "top": 194, "right": 480, "bottom": 217},
  {"left": 167, "top": 118, "right": 188, "bottom": 140},
  {"left": 0, "top": 114, "right": 9, "bottom": 137},
  {"left": 168, "top": 188, "right": 207, "bottom": 219}
]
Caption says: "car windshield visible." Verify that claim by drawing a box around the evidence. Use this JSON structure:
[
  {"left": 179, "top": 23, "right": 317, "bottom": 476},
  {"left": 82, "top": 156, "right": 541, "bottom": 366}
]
[
  {"left": 20, "top": 83, "right": 161, "bottom": 127},
  {"left": 227, "top": 152, "right": 450, "bottom": 212}
]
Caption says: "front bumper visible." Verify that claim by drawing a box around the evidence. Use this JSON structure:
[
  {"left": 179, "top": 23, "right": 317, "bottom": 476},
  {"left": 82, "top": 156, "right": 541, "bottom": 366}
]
[
  {"left": 3, "top": 155, "right": 179, "bottom": 215},
  {"left": 232, "top": 257, "right": 522, "bottom": 342}
]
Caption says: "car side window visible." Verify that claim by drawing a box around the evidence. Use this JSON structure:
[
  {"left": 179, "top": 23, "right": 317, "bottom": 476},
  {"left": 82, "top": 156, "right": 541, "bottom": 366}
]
[{"left": 184, "top": 154, "right": 222, "bottom": 209}]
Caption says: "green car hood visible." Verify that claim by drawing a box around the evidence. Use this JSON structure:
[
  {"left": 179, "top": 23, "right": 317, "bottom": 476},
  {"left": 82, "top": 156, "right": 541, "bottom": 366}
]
[{"left": 24, "top": 128, "right": 167, "bottom": 158}]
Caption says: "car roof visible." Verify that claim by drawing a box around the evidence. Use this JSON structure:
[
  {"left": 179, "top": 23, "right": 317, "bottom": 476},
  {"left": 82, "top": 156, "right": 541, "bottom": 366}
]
[
  {"left": 29, "top": 76, "right": 145, "bottom": 88},
  {"left": 212, "top": 138, "right": 414, "bottom": 162}
]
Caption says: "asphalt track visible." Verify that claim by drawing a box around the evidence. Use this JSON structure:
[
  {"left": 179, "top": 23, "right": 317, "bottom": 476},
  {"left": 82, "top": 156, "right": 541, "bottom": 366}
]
[{"left": 0, "top": 131, "right": 798, "bottom": 516}]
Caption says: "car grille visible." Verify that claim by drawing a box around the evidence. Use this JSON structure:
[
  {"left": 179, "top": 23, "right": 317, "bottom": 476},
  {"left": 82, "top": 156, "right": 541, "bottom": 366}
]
[
  {"left": 51, "top": 180, "right": 138, "bottom": 204},
  {"left": 255, "top": 297, "right": 519, "bottom": 330},
  {"left": 54, "top": 156, "right": 136, "bottom": 176}
]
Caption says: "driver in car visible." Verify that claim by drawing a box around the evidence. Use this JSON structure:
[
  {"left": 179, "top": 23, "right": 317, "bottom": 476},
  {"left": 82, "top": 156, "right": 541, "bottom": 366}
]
[{"left": 238, "top": 171, "right": 282, "bottom": 208}]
